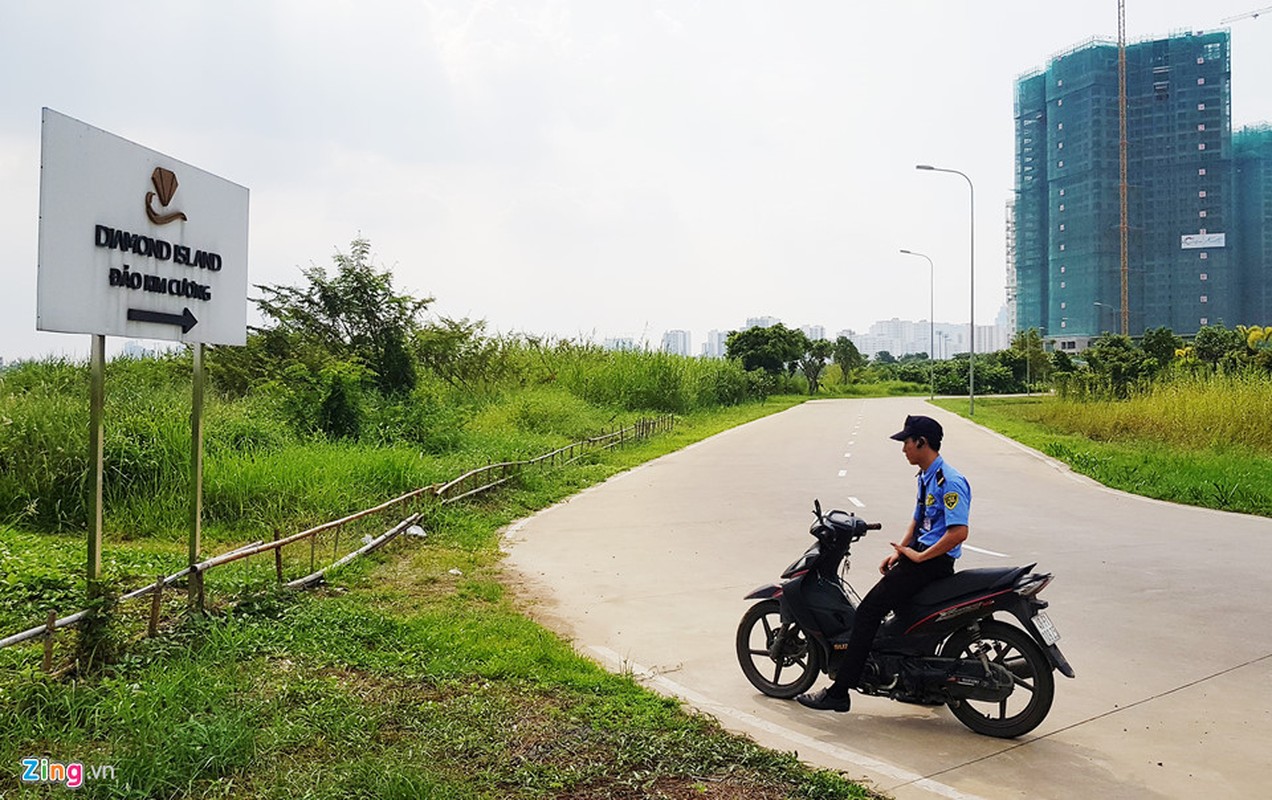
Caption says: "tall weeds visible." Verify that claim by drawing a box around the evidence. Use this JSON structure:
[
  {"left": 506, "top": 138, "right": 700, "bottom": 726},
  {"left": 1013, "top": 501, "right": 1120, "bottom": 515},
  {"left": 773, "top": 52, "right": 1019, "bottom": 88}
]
[
  {"left": 1030, "top": 371, "right": 1272, "bottom": 452},
  {"left": 0, "top": 345, "right": 759, "bottom": 538}
]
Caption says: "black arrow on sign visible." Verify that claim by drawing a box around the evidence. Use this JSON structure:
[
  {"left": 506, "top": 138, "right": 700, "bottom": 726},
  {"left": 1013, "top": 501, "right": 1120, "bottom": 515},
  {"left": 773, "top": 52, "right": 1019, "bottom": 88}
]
[{"left": 127, "top": 307, "right": 198, "bottom": 333}]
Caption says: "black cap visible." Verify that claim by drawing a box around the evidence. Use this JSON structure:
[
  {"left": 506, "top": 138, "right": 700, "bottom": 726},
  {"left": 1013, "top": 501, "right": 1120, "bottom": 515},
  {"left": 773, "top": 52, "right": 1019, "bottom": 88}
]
[{"left": 890, "top": 414, "right": 943, "bottom": 448}]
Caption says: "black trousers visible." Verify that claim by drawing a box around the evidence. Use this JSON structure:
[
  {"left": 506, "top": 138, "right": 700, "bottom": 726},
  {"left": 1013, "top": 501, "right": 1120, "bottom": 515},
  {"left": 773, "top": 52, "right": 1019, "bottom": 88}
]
[{"left": 829, "top": 554, "right": 955, "bottom": 695}]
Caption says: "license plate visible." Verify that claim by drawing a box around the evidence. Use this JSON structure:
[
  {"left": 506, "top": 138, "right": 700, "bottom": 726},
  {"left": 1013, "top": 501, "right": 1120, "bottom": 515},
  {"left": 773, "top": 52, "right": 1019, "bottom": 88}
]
[{"left": 1033, "top": 611, "right": 1061, "bottom": 645}]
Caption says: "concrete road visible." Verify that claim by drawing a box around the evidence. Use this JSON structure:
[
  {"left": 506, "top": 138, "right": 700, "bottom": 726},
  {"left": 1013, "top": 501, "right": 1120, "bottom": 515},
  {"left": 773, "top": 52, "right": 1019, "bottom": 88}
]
[{"left": 502, "top": 398, "right": 1272, "bottom": 799}]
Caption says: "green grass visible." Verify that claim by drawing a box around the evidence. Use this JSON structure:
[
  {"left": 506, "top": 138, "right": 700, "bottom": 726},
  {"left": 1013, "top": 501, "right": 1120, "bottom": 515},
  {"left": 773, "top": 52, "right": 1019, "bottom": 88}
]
[
  {"left": 819, "top": 380, "right": 929, "bottom": 398},
  {"left": 0, "top": 350, "right": 761, "bottom": 535},
  {"left": 0, "top": 395, "right": 877, "bottom": 800},
  {"left": 1042, "top": 371, "right": 1272, "bottom": 450},
  {"left": 934, "top": 393, "right": 1272, "bottom": 516}
]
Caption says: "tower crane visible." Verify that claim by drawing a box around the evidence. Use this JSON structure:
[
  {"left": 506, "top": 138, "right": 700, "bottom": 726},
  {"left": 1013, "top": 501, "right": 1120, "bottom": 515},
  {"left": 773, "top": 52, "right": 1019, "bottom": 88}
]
[
  {"left": 1117, "top": 0, "right": 1128, "bottom": 336},
  {"left": 1222, "top": 5, "right": 1272, "bottom": 24}
]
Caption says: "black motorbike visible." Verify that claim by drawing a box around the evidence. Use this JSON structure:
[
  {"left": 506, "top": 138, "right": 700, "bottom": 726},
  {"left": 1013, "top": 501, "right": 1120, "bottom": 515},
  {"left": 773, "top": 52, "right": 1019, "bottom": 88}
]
[{"left": 736, "top": 500, "right": 1074, "bottom": 738}]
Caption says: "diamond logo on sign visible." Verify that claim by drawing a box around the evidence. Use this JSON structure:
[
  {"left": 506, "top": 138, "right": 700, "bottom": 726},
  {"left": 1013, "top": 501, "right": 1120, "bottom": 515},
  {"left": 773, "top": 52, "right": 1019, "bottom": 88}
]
[{"left": 146, "top": 167, "right": 188, "bottom": 225}]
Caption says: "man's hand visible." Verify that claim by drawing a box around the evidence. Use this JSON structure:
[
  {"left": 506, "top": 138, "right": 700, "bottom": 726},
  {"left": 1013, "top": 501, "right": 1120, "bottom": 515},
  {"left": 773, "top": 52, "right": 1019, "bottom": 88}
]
[
  {"left": 879, "top": 551, "right": 901, "bottom": 574},
  {"left": 890, "top": 542, "right": 922, "bottom": 564}
]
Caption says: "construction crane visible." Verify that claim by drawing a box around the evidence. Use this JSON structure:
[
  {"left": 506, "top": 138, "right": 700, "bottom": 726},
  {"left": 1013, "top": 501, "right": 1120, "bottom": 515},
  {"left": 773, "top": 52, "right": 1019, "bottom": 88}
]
[
  {"left": 1222, "top": 5, "right": 1272, "bottom": 23},
  {"left": 1118, "top": 0, "right": 1128, "bottom": 336}
]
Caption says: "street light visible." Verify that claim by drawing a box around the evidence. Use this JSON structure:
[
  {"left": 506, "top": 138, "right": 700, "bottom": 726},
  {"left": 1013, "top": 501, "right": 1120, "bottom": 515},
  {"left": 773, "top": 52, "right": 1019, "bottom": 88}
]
[
  {"left": 899, "top": 249, "right": 935, "bottom": 399},
  {"left": 917, "top": 164, "right": 975, "bottom": 415},
  {"left": 1093, "top": 301, "right": 1114, "bottom": 334}
]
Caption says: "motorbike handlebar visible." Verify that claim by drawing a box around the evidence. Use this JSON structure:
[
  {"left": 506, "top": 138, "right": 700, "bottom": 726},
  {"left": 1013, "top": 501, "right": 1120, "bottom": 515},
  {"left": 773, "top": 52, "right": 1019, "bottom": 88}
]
[{"left": 810, "top": 500, "right": 881, "bottom": 538}]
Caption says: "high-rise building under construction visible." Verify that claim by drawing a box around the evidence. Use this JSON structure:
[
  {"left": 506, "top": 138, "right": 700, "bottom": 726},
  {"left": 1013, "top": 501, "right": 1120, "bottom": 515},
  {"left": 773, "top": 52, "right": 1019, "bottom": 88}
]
[
  {"left": 1236, "top": 125, "right": 1272, "bottom": 326},
  {"left": 1012, "top": 30, "right": 1265, "bottom": 345}
]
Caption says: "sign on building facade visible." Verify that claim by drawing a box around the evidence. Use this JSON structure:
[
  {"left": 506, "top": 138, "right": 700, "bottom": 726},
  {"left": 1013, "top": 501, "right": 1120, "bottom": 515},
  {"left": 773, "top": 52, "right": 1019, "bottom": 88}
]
[{"left": 1181, "top": 233, "right": 1226, "bottom": 249}]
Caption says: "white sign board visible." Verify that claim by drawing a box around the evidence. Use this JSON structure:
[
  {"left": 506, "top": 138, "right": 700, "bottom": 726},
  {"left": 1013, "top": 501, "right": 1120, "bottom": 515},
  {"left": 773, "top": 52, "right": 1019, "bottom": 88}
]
[
  {"left": 1181, "top": 233, "right": 1226, "bottom": 250},
  {"left": 37, "top": 109, "right": 249, "bottom": 345}
]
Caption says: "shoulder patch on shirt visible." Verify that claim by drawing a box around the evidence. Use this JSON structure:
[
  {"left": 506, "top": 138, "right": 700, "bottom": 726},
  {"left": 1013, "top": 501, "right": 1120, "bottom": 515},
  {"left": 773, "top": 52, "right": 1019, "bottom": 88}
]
[{"left": 944, "top": 491, "right": 959, "bottom": 510}]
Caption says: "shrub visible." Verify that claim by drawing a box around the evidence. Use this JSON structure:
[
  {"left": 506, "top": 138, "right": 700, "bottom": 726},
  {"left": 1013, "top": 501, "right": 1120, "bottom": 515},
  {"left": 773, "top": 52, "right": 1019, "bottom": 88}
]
[
  {"left": 365, "top": 379, "right": 468, "bottom": 454},
  {"left": 317, "top": 365, "right": 364, "bottom": 440}
]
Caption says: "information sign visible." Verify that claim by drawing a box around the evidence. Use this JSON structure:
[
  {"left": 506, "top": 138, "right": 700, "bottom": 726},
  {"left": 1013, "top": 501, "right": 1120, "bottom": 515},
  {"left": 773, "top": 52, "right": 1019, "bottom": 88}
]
[{"left": 37, "top": 109, "right": 249, "bottom": 345}]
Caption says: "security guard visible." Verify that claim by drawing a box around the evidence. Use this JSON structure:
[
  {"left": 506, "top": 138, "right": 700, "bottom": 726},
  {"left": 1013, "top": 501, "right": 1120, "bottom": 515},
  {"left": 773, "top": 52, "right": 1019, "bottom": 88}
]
[{"left": 798, "top": 414, "right": 971, "bottom": 713}]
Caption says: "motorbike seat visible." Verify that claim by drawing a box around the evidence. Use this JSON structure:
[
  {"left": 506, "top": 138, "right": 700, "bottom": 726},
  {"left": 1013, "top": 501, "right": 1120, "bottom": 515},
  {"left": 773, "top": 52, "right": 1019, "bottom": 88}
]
[{"left": 909, "top": 564, "right": 1035, "bottom": 607}]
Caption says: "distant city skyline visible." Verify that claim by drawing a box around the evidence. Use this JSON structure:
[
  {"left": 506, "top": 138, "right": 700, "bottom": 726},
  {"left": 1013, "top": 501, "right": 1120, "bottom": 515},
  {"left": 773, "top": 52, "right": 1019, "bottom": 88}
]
[{"left": 612, "top": 306, "right": 1016, "bottom": 360}]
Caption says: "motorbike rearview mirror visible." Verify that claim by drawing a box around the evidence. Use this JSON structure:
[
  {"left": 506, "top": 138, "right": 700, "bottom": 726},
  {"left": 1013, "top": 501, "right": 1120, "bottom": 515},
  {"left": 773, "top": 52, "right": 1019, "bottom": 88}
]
[{"left": 813, "top": 499, "right": 823, "bottom": 520}]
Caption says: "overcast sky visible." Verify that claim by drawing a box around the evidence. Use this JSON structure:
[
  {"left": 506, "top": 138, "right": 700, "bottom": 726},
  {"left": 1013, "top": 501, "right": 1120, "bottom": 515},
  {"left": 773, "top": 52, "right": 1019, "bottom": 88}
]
[{"left": 3, "top": 1, "right": 1271, "bottom": 360}]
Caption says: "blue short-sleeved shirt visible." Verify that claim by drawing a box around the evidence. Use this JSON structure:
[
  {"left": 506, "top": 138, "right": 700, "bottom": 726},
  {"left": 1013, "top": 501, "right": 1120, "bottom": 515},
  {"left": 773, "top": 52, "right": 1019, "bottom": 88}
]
[{"left": 911, "top": 454, "right": 971, "bottom": 558}]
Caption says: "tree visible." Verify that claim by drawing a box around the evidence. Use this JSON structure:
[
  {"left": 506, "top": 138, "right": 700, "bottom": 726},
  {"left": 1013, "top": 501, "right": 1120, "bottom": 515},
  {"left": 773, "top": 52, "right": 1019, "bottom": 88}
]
[
  {"left": 254, "top": 238, "right": 432, "bottom": 395},
  {"left": 831, "top": 336, "right": 866, "bottom": 384},
  {"left": 1140, "top": 326, "right": 1182, "bottom": 372},
  {"left": 1192, "top": 324, "right": 1241, "bottom": 369},
  {"left": 874, "top": 351, "right": 897, "bottom": 365},
  {"left": 1051, "top": 349, "right": 1076, "bottom": 374},
  {"left": 413, "top": 316, "right": 515, "bottom": 392},
  {"left": 725, "top": 324, "right": 809, "bottom": 376},
  {"left": 1084, "top": 334, "right": 1157, "bottom": 398},
  {"left": 995, "top": 347, "right": 1027, "bottom": 389},
  {"left": 1236, "top": 325, "right": 1272, "bottom": 373},
  {"left": 1239, "top": 324, "right": 1269, "bottom": 352},
  {"left": 1011, "top": 328, "right": 1051, "bottom": 388},
  {"left": 799, "top": 340, "right": 835, "bottom": 395}
]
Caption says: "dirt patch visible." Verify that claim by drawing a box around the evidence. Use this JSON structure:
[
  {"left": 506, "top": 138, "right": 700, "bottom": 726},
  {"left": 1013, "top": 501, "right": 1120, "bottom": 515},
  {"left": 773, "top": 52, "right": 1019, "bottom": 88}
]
[
  {"left": 556, "top": 775, "right": 796, "bottom": 800},
  {"left": 498, "top": 555, "right": 580, "bottom": 641}
]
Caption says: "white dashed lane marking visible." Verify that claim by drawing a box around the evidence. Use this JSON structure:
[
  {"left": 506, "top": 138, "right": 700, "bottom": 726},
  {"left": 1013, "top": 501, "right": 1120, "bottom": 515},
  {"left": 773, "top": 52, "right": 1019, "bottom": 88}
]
[{"left": 963, "top": 545, "right": 1009, "bottom": 558}]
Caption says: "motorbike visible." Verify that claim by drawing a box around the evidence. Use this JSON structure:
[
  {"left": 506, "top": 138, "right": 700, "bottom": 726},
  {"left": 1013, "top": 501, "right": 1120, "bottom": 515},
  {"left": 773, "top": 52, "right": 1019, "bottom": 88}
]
[{"left": 736, "top": 500, "right": 1074, "bottom": 738}]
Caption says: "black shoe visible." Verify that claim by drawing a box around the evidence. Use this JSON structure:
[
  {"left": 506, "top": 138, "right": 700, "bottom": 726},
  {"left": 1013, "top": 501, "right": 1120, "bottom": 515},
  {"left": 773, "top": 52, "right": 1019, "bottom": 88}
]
[{"left": 797, "top": 688, "right": 851, "bottom": 713}]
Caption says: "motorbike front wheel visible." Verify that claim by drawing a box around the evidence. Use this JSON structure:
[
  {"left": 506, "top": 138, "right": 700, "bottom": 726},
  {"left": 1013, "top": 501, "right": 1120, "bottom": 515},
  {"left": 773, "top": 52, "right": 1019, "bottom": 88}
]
[
  {"left": 942, "top": 620, "right": 1055, "bottom": 738},
  {"left": 736, "top": 599, "right": 822, "bottom": 698}
]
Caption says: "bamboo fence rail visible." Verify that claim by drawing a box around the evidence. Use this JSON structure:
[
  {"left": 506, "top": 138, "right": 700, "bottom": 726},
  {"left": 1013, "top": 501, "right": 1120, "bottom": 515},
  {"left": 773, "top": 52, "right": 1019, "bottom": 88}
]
[{"left": 1, "top": 414, "right": 675, "bottom": 669}]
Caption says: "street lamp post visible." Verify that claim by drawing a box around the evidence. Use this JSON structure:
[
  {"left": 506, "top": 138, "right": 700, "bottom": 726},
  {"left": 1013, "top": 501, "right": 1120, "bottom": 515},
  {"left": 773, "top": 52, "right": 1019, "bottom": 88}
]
[
  {"left": 899, "top": 249, "right": 935, "bottom": 399},
  {"left": 917, "top": 164, "right": 975, "bottom": 415},
  {"left": 1093, "top": 301, "right": 1113, "bottom": 335}
]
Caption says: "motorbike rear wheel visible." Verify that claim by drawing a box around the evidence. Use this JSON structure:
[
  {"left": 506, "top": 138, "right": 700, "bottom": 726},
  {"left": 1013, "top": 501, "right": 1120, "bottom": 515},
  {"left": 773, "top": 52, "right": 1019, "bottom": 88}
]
[
  {"left": 942, "top": 620, "right": 1054, "bottom": 738},
  {"left": 736, "top": 599, "right": 822, "bottom": 698}
]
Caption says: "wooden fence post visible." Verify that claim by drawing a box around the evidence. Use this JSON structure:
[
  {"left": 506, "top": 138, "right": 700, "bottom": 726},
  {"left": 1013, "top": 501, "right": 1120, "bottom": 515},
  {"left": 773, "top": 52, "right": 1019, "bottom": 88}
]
[
  {"left": 42, "top": 610, "right": 56, "bottom": 673},
  {"left": 148, "top": 575, "right": 164, "bottom": 638},
  {"left": 274, "top": 530, "right": 284, "bottom": 584},
  {"left": 189, "top": 568, "right": 205, "bottom": 614}
]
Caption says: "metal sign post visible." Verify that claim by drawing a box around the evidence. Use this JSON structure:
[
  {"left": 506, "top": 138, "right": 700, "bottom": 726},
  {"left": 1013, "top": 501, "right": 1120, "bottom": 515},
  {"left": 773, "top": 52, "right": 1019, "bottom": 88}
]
[
  {"left": 88, "top": 334, "right": 105, "bottom": 587},
  {"left": 190, "top": 343, "right": 204, "bottom": 568}
]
